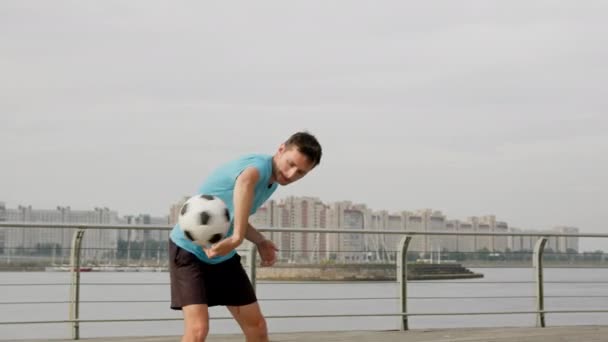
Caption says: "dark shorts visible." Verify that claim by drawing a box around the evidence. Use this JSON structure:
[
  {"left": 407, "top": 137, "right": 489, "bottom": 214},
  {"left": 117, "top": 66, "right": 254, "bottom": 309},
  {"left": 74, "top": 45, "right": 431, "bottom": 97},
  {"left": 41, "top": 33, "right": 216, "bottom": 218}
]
[{"left": 169, "top": 239, "right": 257, "bottom": 309}]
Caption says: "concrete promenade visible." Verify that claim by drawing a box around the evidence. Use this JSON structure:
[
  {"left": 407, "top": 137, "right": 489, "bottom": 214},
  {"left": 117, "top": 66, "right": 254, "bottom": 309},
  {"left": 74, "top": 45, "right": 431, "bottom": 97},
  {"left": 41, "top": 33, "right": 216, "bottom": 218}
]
[{"left": 21, "top": 326, "right": 608, "bottom": 342}]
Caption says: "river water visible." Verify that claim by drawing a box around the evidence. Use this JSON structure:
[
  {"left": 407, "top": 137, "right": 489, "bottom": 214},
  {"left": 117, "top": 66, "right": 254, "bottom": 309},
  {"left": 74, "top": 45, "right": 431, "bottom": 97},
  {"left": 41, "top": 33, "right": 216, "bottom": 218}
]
[{"left": 1, "top": 267, "right": 607, "bottom": 340}]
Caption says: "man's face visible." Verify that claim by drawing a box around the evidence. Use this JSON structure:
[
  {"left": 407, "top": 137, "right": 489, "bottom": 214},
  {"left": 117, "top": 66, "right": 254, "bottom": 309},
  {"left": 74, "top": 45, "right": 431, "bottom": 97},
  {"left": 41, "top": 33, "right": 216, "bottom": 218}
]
[{"left": 273, "top": 144, "right": 316, "bottom": 186}]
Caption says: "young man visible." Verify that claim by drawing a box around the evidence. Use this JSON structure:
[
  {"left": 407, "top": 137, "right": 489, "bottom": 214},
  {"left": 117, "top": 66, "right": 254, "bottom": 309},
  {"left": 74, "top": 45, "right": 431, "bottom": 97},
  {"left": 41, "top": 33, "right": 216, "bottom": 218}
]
[{"left": 169, "top": 131, "right": 322, "bottom": 342}]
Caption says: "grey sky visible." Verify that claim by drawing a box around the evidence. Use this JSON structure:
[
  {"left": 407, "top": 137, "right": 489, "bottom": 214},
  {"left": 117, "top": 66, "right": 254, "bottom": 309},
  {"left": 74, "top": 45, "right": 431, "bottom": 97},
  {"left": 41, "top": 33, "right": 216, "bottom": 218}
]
[{"left": 1, "top": 1, "right": 607, "bottom": 250}]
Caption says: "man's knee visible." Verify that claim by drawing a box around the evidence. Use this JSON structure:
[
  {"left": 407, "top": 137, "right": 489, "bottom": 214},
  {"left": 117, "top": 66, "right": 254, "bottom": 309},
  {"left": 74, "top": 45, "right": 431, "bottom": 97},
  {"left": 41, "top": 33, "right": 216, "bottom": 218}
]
[
  {"left": 185, "top": 322, "right": 209, "bottom": 342},
  {"left": 245, "top": 316, "right": 268, "bottom": 339},
  {"left": 182, "top": 304, "right": 210, "bottom": 342}
]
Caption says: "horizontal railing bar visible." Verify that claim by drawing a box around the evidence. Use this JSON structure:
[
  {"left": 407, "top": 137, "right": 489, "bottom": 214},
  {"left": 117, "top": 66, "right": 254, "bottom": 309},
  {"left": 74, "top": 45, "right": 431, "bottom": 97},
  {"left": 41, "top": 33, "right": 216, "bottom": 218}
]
[
  {"left": 410, "top": 281, "right": 608, "bottom": 284},
  {"left": 265, "top": 295, "right": 608, "bottom": 299},
  {"left": 7, "top": 294, "right": 608, "bottom": 306},
  {"left": 252, "top": 281, "right": 535, "bottom": 285},
  {"left": 417, "top": 281, "right": 608, "bottom": 284},
  {"left": 1, "top": 222, "right": 606, "bottom": 238},
  {"left": 259, "top": 297, "right": 396, "bottom": 301},
  {"left": 3, "top": 309, "right": 608, "bottom": 325},
  {"left": 539, "top": 309, "right": 608, "bottom": 314},
  {"left": 0, "top": 300, "right": 168, "bottom": 305},
  {"left": 265, "top": 310, "right": 608, "bottom": 318},
  {"left": 422, "top": 296, "right": 608, "bottom": 299},
  {"left": 5, "top": 295, "right": 608, "bottom": 306},
  {"left": 0, "top": 318, "right": 184, "bottom": 325},
  {"left": 4, "top": 281, "right": 608, "bottom": 287},
  {"left": 0, "top": 298, "right": 398, "bottom": 305},
  {"left": 0, "top": 284, "right": 77, "bottom": 286},
  {"left": 0, "top": 222, "right": 172, "bottom": 231},
  {"left": 0, "top": 283, "right": 169, "bottom": 286}
]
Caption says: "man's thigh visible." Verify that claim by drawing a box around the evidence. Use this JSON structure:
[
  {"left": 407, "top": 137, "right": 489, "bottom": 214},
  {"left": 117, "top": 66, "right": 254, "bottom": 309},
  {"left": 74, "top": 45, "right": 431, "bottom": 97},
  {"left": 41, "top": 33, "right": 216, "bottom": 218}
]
[
  {"left": 226, "top": 302, "right": 265, "bottom": 328},
  {"left": 169, "top": 240, "right": 208, "bottom": 309},
  {"left": 182, "top": 304, "right": 210, "bottom": 332}
]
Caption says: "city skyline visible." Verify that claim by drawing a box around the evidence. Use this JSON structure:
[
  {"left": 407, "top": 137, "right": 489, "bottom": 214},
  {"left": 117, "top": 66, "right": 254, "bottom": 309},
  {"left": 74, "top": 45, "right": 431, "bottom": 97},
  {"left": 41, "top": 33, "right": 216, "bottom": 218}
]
[
  {"left": 1, "top": 194, "right": 582, "bottom": 232},
  {"left": 0, "top": 195, "right": 591, "bottom": 252},
  {"left": 0, "top": 196, "right": 586, "bottom": 267}
]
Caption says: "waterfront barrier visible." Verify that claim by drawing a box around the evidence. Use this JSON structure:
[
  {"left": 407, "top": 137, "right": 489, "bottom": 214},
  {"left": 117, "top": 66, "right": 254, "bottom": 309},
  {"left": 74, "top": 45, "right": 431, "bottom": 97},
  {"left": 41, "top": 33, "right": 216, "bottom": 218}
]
[{"left": 1, "top": 222, "right": 607, "bottom": 340}]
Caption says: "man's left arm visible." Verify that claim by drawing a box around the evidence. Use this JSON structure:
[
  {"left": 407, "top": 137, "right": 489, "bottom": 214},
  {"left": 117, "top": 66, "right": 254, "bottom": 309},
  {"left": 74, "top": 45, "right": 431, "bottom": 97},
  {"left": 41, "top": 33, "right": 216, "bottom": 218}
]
[
  {"left": 246, "top": 223, "right": 278, "bottom": 266},
  {"left": 245, "top": 223, "right": 266, "bottom": 245}
]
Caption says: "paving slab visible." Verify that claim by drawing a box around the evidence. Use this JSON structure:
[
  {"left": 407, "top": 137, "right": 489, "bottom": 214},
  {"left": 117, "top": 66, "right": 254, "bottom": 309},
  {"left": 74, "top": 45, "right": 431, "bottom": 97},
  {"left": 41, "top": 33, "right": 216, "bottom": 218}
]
[{"left": 16, "top": 326, "right": 608, "bottom": 342}]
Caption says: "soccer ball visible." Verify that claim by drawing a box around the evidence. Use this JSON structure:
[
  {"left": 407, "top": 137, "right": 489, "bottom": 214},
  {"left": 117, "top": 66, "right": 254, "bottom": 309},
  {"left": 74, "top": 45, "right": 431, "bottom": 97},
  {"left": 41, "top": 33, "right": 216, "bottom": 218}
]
[{"left": 178, "top": 194, "right": 231, "bottom": 247}]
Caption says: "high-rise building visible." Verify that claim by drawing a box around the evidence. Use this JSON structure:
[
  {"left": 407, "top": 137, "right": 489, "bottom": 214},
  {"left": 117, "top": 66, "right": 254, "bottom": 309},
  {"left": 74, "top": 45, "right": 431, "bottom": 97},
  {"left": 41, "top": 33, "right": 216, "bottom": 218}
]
[
  {"left": 368, "top": 210, "right": 388, "bottom": 261},
  {"left": 273, "top": 196, "right": 327, "bottom": 263},
  {"left": 508, "top": 226, "right": 579, "bottom": 253},
  {"left": 427, "top": 210, "right": 447, "bottom": 254},
  {"left": 404, "top": 211, "right": 425, "bottom": 254},
  {"left": 249, "top": 200, "right": 275, "bottom": 229},
  {"left": 465, "top": 215, "right": 509, "bottom": 252},
  {"left": 495, "top": 220, "right": 509, "bottom": 252},
  {"left": 552, "top": 226, "right": 579, "bottom": 253},
  {"left": 326, "top": 201, "right": 368, "bottom": 262},
  {"left": 508, "top": 227, "right": 524, "bottom": 252},
  {"left": 121, "top": 214, "right": 170, "bottom": 242},
  {"left": 169, "top": 196, "right": 189, "bottom": 225},
  {"left": 403, "top": 209, "right": 446, "bottom": 255},
  {"left": 3, "top": 205, "right": 121, "bottom": 260},
  {"left": 386, "top": 213, "right": 406, "bottom": 260},
  {"left": 0, "top": 202, "right": 6, "bottom": 254},
  {"left": 457, "top": 221, "right": 475, "bottom": 252},
  {"left": 444, "top": 220, "right": 459, "bottom": 252}
]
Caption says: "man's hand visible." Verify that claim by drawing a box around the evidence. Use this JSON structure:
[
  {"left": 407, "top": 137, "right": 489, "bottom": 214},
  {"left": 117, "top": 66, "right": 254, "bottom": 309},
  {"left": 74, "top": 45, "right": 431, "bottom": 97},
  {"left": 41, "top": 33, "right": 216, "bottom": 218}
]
[
  {"left": 257, "top": 239, "right": 278, "bottom": 267},
  {"left": 203, "top": 236, "right": 241, "bottom": 259}
]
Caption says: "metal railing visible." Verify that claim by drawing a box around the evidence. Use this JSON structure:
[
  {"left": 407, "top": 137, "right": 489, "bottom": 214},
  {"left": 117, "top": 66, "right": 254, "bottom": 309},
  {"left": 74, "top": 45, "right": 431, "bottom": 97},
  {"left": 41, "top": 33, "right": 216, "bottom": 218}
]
[{"left": 1, "top": 222, "right": 608, "bottom": 340}]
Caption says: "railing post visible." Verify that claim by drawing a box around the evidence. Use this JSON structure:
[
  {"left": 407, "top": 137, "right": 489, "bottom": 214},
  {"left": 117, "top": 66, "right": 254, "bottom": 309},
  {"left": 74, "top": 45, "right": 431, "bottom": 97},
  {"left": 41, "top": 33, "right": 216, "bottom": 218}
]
[
  {"left": 247, "top": 243, "right": 258, "bottom": 291},
  {"left": 397, "top": 235, "right": 412, "bottom": 331},
  {"left": 533, "top": 237, "right": 548, "bottom": 328},
  {"left": 69, "top": 228, "right": 86, "bottom": 340}
]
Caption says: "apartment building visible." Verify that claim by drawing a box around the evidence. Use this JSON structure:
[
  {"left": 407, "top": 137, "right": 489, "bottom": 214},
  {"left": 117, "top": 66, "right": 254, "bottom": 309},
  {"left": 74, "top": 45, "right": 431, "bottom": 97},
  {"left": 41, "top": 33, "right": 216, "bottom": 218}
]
[
  {"left": 3, "top": 205, "right": 121, "bottom": 260},
  {"left": 1, "top": 204, "right": 169, "bottom": 262},
  {"left": 0, "top": 202, "right": 5, "bottom": 254}
]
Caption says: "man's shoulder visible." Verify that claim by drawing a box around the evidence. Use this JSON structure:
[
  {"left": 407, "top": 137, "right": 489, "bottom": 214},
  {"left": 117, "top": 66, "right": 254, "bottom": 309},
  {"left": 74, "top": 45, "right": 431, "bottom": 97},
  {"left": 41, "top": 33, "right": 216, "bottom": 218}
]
[
  {"left": 202, "top": 154, "right": 271, "bottom": 188},
  {"left": 234, "top": 153, "right": 272, "bottom": 163},
  {"left": 210, "top": 154, "right": 270, "bottom": 173},
  {"left": 232, "top": 153, "right": 273, "bottom": 173}
]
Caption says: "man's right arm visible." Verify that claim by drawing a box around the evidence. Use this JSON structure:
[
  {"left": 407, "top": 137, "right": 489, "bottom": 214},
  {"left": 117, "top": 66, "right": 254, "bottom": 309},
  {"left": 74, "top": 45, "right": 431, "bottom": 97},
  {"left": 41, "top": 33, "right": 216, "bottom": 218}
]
[{"left": 203, "top": 166, "right": 258, "bottom": 258}]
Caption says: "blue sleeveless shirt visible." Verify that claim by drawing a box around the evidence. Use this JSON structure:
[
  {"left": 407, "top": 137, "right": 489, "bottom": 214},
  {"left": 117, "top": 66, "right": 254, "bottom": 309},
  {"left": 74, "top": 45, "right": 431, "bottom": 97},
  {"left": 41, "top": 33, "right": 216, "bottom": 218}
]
[{"left": 170, "top": 154, "right": 278, "bottom": 264}]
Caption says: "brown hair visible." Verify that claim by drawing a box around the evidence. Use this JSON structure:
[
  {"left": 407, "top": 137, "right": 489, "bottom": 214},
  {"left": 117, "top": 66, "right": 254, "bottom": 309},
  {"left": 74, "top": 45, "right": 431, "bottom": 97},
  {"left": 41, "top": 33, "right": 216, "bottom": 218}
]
[{"left": 284, "top": 131, "right": 322, "bottom": 167}]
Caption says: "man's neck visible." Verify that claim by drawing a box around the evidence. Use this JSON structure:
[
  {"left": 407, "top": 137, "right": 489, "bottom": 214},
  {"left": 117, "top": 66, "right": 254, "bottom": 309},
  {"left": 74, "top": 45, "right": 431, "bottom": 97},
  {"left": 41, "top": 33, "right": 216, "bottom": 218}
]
[{"left": 269, "top": 155, "right": 278, "bottom": 185}]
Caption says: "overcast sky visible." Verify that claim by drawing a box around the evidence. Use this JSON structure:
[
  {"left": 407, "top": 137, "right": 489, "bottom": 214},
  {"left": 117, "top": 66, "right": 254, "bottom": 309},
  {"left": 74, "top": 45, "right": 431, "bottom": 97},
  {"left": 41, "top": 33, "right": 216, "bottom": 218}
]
[{"left": 1, "top": 1, "right": 607, "bottom": 250}]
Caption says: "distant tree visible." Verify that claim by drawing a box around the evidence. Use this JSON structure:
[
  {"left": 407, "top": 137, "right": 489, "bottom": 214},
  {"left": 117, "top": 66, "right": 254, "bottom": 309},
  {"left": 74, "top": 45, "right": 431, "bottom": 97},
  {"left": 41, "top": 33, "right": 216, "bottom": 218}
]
[
  {"left": 566, "top": 248, "right": 578, "bottom": 255},
  {"left": 406, "top": 252, "right": 419, "bottom": 262},
  {"left": 477, "top": 248, "right": 490, "bottom": 261},
  {"left": 33, "top": 243, "right": 61, "bottom": 256},
  {"left": 448, "top": 251, "right": 466, "bottom": 262}
]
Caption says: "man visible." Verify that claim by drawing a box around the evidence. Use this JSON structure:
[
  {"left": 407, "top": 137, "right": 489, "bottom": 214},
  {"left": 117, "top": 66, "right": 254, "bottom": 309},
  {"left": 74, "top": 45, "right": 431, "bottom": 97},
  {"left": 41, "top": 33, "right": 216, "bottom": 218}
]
[{"left": 169, "top": 131, "right": 322, "bottom": 342}]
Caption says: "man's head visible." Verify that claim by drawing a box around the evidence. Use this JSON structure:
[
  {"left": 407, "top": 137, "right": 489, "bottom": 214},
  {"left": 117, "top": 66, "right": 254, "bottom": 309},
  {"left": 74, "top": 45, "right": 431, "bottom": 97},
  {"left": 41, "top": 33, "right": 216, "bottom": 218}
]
[{"left": 272, "top": 131, "right": 322, "bottom": 186}]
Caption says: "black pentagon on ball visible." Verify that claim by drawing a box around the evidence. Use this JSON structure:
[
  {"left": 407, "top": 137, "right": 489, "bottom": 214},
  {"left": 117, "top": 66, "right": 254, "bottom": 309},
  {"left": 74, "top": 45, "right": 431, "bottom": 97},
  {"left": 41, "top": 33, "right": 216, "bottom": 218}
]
[
  {"left": 209, "top": 233, "right": 223, "bottom": 244},
  {"left": 180, "top": 203, "right": 189, "bottom": 216},
  {"left": 224, "top": 208, "right": 230, "bottom": 222},
  {"left": 199, "top": 211, "right": 211, "bottom": 225},
  {"left": 184, "top": 231, "right": 194, "bottom": 241},
  {"left": 200, "top": 194, "right": 214, "bottom": 200}
]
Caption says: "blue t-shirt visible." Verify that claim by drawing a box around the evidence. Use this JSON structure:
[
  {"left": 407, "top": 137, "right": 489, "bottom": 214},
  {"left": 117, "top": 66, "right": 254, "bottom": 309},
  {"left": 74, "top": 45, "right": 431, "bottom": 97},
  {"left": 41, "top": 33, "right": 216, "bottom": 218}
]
[{"left": 170, "top": 154, "right": 278, "bottom": 264}]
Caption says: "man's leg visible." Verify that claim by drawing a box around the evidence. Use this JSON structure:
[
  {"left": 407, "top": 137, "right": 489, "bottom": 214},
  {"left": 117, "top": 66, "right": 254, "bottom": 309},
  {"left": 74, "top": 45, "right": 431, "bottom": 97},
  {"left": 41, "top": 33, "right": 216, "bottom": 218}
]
[
  {"left": 227, "top": 302, "right": 268, "bottom": 342},
  {"left": 181, "top": 304, "right": 210, "bottom": 342}
]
